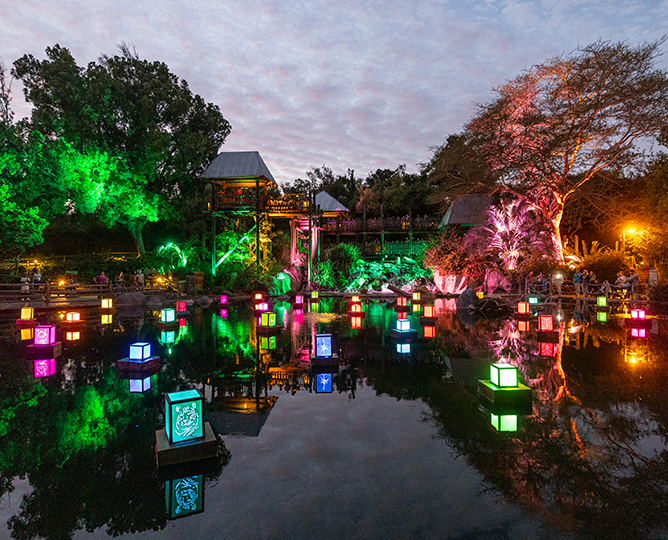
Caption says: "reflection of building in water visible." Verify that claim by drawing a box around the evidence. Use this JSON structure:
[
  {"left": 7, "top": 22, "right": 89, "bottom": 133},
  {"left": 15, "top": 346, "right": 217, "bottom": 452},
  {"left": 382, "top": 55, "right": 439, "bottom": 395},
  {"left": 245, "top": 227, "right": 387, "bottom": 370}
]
[{"left": 207, "top": 394, "right": 278, "bottom": 437}]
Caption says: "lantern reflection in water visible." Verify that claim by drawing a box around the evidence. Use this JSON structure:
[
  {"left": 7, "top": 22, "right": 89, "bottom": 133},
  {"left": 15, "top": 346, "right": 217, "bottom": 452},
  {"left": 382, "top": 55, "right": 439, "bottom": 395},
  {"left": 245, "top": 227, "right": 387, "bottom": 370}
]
[
  {"left": 423, "top": 325, "right": 435, "bottom": 338},
  {"left": 491, "top": 413, "right": 518, "bottom": 432},
  {"left": 351, "top": 316, "right": 362, "bottom": 329},
  {"left": 34, "top": 358, "right": 55, "bottom": 378}
]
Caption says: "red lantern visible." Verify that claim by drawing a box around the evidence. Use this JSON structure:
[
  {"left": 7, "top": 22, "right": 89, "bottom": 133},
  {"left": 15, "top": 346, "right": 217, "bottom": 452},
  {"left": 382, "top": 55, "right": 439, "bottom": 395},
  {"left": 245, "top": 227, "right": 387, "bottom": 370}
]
[{"left": 538, "top": 314, "right": 553, "bottom": 331}]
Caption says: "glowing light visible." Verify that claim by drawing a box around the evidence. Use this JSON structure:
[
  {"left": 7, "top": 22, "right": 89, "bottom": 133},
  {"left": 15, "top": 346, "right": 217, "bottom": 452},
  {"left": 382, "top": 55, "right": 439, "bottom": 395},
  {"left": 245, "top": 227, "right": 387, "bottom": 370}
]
[
  {"left": 424, "top": 325, "right": 435, "bottom": 338},
  {"left": 397, "top": 319, "right": 411, "bottom": 332},
  {"left": 260, "top": 335, "right": 277, "bottom": 350},
  {"left": 397, "top": 297, "right": 407, "bottom": 307},
  {"left": 220, "top": 309, "right": 227, "bottom": 319},
  {"left": 21, "top": 328, "right": 33, "bottom": 340},
  {"left": 597, "top": 311, "right": 607, "bottom": 323},
  {"left": 528, "top": 296, "right": 539, "bottom": 305},
  {"left": 295, "top": 295, "right": 304, "bottom": 305},
  {"left": 412, "top": 292, "right": 421, "bottom": 302},
  {"left": 423, "top": 305, "right": 435, "bottom": 318},
  {"left": 315, "top": 373, "right": 332, "bottom": 393},
  {"left": 350, "top": 303, "right": 362, "bottom": 313},
  {"left": 160, "top": 308, "right": 176, "bottom": 323},
  {"left": 129, "top": 376, "right": 151, "bottom": 393},
  {"left": 397, "top": 311, "right": 407, "bottom": 320},
  {"left": 101, "top": 314, "right": 113, "bottom": 325},
  {"left": 631, "top": 309, "right": 646, "bottom": 320},
  {"left": 539, "top": 342, "right": 557, "bottom": 357},
  {"left": 315, "top": 334, "right": 333, "bottom": 358},
  {"left": 34, "top": 358, "right": 55, "bottom": 378},
  {"left": 597, "top": 296, "right": 607, "bottom": 307},
  {"left": 254, "top": 293, "right": 263, "bottom": 301},
  {"left": 412, "top": 303, "right": 421, "bottom": 312},
  {"left": 538, "top": 314, "right": 553, "bottom": 331},
  {"left": 101, "top": 298, "right": 113, "bottom": 309},
  {"left": 396, "top": 342, "right": 411, "bottom": 353},
  {"left": 20, "top": 306, "right": 34, "bottom": 320},
  {"left": 165, "top": 390, "right": 204, "bottom": 444},
  {"left": 491, "top": 413, "right": 518, "bottom": 432},
  {"left": 255, "top": 301, "right": 269, "bottom": 312},
  {"left": 517, "top": 320, "right": 530, "bottom": 332},
  {"left": 476, "top": 291, "right": 484, "bottom": 299},
  {"left": 130, "top": 342, "right": 151, "bottom": 360},
  {"left": 220, "top": 294, "right": 228, "bottom": 304},
  {"left": 351, "top": 295, "right": 360, "bottom": 303},
  {"left": 517, "top": 302, "right": 530, "bottom": 314},
  {"left": 34, "top": 325, "right": 56, "bottom": 346},
  {"left": 65, "top": 331, "right": 80, "bottom": 341},
  {"left": 176, "top": 301, "right": 187, "bottom": 312},
  {"left": 160, "top": 330, "right": 176, "bottom": 344},
  {"left": 490, "top": 363, "right": 518, "bottom": 388},
  {"left": 260, "top": 312, "right": 277, "bottom": 327},
  {"left": 311, "top": 291, "right": 319, "bottom": 300},
  {"left": 351, "top": 316, "right": 362, "bottom": 329},
  {"left": 66, "top": 312, "right": 81, "bottom": 322},
  {"left": 631, "top": 328, "right": 647, "bottom": 338}
]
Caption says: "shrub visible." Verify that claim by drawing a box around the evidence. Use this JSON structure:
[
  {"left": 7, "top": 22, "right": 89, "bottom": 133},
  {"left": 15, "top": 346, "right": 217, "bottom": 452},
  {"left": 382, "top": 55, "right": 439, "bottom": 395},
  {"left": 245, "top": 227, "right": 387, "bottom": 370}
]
[
  {"left": 648, "top": 280, "right": 668, "bottom": 303},
  {"left": 327, "top": 244, "right": 361, "bottom": 280}
]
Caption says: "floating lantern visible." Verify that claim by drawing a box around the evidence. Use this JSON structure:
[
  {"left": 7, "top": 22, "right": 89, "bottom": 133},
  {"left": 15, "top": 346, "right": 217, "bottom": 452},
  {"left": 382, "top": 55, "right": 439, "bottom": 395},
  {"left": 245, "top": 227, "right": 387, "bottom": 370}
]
[
  {"left": 351, "top": 316, "right": 362, "bottom": 329},
  {"left": 260, "top": 335, "right": 277, "bottom": 350},
  {"left": 130, "top": 342, "right": 151, "bottom": 360},
  {"left": 631, "top": 328, "right": 647, "bottom": 338},
  {"left": 517, "top": 320, "right": 530, "bottom": 332},
  {"left": 101, "top": 314, "right": 113, "bottom": 325},
  {"left": 597, "top": 296, "right": 607, "bottom": 307},
  {"left": 20, "top": 306, "right": 34, "bottom": 321},
  {"left": 397, "top": 297, "right": 407, "bottom": 307},
  {"left": 166, "top": 475, "right": 204, "bottom": 519},
  {"left": 220, "top": 309, "right": 227, "bottom": 319},
  {"left": 315, "top": 373, "right": 333, "bottom": 393},
  {"left": 260, "top": 311, "right": 277, "bottom": 328},
  {"left": 118, "top": 342, "right": 160, "bottom": 372},
  {"left": 490, "top": 413, "right": 518, "bottom": 432},
  {"left": 160, "top": 330, "right": 176, "bottom": 345},
  {"left": 65, "top": 331, "right": 80, "bottom": 341},
  {"left": 490, "top": 363, "right": 519, "bottom": 388},
  {"left": 396, "top": 342, "right": 411, "bottom": 354},
  {"left": 397, "top": 319, "right": 411, "bottom": 332},
  {"left": 129, "top": 376, "right": 151, "bottom": 393},
  {"left": 33, "top": 358, "right": 55, "bottom": 378},
  {"left": 220, "top": 294, "right": 228, "bottom": 304},
  {"left": 351, "top": 295, "right": 361, "bottom": 303},
  {"left": 537, "top": 314, "right": 554, "bottom": 332},
  {"left": 423, "top": 325, "right": 435, "bottom": 339},
  {"left": 160, "top": 308, "right": 176, "bottom": 323},
  {"left": 539, "top": 341, "right": 557, "bottom": 357},
  {"left": 311, "top": 291, "right": 319, "bottom": 300},
  {"left": 350, "top": 303, "right": 362, "bottom": 313},
  {"left": 631, "top": 308, "right": 646, "bottom": 320},
  {"left": 528, "top": 296, "right": 539, "bottom": 305},
  {"left": 254, "top": 293, "right": 263, "bottom": 301},
  {"left": 34, "top": 325, "right": 56, "bottom": 346},
  {"left": 65, "top": 312, "right": 81, "bottom": 323},
  {"left": 397, "top": 311, "right": 407, "bottom": 320},
  {"left": 517, "top": 302, "right": 530, "bottom": 314},
  {"left": 255, "top": 301, "right": 269, "bottom": 312},
  {"left": 597, "top": 311, "right": 608, "bottom": 323},
  {"left": 412, "top": 292, "right": 421, "bottom": 302},
  {"left": 176, "top": 301, "right": 187, "bottom": 313},
  {"left": 21, "top": 328, "right": 33, "bottom": 341},
  {"left": 423, "top": 305, "right": 436, "bottom": 319},
  {"left": 412, "top": 303, "right": 421, "bottom": 312},
  {"left": 315, "top": 334, "right": 333, "bottom": 358},
  {"left": 101, "top": 298, "right": 113, "bottom": 309},
  {"left": 165, "top": 390, "right": 204, "bottom": 445}
]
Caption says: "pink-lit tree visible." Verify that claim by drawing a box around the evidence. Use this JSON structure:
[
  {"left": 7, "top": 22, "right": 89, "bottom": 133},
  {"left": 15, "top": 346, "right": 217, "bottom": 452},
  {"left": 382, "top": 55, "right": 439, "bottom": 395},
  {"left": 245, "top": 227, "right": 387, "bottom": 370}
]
[{"left": 466, "top": 40, "right": 668, "bottom": 263}]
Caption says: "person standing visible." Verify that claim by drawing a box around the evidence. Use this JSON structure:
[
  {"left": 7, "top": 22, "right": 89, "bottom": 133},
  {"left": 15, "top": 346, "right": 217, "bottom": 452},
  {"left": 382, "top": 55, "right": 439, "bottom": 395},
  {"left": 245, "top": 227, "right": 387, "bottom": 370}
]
[
  {"left": 136, "top": 269, "right": 144, "bottom": 290},
  {"left": 582, "top": 269, "right": 590, "bottom": 297},
  {"left": 629, "top": 269, "right": 640, "bottom": 300},
  {"left": 573, "top": 269, "right": 582, "bottom": 296}
]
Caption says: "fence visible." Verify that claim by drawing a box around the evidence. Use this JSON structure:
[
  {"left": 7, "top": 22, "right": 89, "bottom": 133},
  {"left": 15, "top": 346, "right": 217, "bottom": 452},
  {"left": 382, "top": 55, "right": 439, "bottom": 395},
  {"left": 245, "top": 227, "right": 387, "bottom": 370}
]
[{"left": 0, "top": 282, "right": 170, "bottom": 306}]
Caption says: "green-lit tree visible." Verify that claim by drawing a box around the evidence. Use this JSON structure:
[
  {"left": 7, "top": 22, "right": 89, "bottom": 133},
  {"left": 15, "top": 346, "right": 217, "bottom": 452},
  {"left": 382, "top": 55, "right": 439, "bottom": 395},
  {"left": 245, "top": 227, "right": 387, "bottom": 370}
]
[{"left": 12, "top": 44, "right": 232, "bottom": 256}]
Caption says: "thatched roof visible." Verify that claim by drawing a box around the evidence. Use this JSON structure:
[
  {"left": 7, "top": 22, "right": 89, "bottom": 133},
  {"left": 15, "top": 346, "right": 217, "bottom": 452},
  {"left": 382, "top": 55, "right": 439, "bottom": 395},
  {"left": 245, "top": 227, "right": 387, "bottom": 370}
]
[
  {"left": 439, "top": 194, "right": 491, "bottom": 227},
  {"left": 200, "top": 151, "right": 277, "bottom": 187}
]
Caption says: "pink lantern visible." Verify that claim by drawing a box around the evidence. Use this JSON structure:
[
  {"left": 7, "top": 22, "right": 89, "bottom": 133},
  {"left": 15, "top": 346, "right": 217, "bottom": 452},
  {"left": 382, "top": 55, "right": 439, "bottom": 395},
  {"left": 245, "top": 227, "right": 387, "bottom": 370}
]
[
  {"left": 34, "top": 325, "right": 56, "bottom": 346},
  {"left": 34, "top": 358, "right": 55, "bottom": 377},
  {"left": 631, "top": 309, "right": 646, "bottom": 320}
]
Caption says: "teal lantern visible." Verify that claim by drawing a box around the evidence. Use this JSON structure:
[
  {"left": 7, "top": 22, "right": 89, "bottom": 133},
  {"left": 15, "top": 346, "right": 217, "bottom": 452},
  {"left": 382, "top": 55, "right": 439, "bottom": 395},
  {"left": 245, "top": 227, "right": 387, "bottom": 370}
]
[
  {"left": 597, "top": 296, "right": 607, "bottom": 307},
  {"left": 491, "top": 413, "right": 518, "bottom": 432},
  {"left": 165, "top": 390, "right": 204, "bottom": 445},
  {"left": 490, "top": 362, "right": 519, "bottom": 388},
  {"left": 166, "top": 475, "right": 204, "bottom": 519},
  {"left": 160, "top": 330, "right": 176, "bottom": 344},
  {"left": 528, "top": 296, "right": 539, "bottom": 305},
  {"left": 161, "top": 308, "right": 176, "bottom": 323}
]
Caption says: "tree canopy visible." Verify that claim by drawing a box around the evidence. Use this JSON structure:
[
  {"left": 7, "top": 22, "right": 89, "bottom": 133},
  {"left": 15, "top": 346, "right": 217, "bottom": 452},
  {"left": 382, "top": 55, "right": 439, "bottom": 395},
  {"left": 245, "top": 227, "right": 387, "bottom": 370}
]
[{"left": 12, "top": 44, "right": 232, "bottom": 256}]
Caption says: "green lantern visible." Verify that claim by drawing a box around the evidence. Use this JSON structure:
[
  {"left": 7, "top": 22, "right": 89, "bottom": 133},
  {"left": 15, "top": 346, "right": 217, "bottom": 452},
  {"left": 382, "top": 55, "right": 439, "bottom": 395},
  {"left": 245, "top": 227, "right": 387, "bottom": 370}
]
[
  {"left": 260, "top": 311, "right": 277, "bottom": 327},
  {"left": 491, "top": 413, "right": 518, "bottom": 432},
  {"left": 165, "top": 390, "right": 204, "bottom": 445},
  {"left": 597, "top": 296, "right": 607, "bottom": 307},
  {"left": 490, "top": 362, "right": 519, "bottom": 388},
  {"left": 261, "top": 335, "right": 277, "bottom": 350},
  {"left": 597, "top": 311, "right": 608, "bottom": 322}
]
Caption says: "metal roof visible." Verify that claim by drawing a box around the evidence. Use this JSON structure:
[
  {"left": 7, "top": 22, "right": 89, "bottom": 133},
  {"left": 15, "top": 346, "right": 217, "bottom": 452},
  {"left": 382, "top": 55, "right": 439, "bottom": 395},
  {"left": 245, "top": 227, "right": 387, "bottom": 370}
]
[
  {"left": 439, "top": 194, "right": 491, "bottom": 227},
  {"left": 200, "top": 151, "right": 277, "bottom": 187},
  {"left": 315, "top": 191, "right": 350, "bottom": 213}
]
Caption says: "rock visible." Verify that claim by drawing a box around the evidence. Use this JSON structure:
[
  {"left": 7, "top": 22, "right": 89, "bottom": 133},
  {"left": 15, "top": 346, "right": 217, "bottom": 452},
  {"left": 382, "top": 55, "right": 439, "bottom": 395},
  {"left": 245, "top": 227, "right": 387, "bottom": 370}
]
[{"left": 197, "top": 296, "right": 213, "bottom": 308}]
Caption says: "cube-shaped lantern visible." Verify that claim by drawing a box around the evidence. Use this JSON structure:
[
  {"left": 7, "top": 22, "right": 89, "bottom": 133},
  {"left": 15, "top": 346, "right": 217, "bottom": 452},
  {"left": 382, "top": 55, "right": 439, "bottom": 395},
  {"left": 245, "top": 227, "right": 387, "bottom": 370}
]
[
  {"left": 165, "top": 389, "right": 204, "bottom": 444},
  {"left": 397, "top": 319, "right": 411, "bottom": 332},
  {"left": 254, "top": 293, "right": 263, "bottom": 301},
  {"left": 160, "top": 330, "right": 176, "bottom": 345},
  {"left": 539, "top": 342, "right": 556, "bottom": 357},
  {"left": 315, "top": 334, "right": 333, "bottom": 358},
  {"left": 160, "top": 308, "right": 176, "bottom": 323},
  {"left": 397, "top": 311, "right": 407, "bottom": 320},
  {"left": 491, "top": 413, "right": 518, "bottom": 432},
  {"left": 412, "top": 292, "right": 421, "bottom": 302},
  {"left": 351, "top": 316, "right": 362, "bottom": 329},
  {"left": 20, "top": 306, "right": 34, "bottom": 321},
  {"left": 528, "top": 296, "right": 539, "bottom": 305},
  {"left": 260, "top": 335, "right": 277, "bottom": 350},
  {"left": 315, "top": 373, "right": 332, "bottom": 393},
  {"left": 517, "top": 302, "right": 530, "bottom": 314},
  {"left": 423, "top": 305, "right": 435, "bottom": 318},
  {"left": 220, "top": 294, "right": 228, "bottom": 304},
  {"left": 350, "top": 304, "right": 362, "bottom": 313},
  {"left": 179, "top": 317, "right": 187, "bottom": 328},
  {"left": 21, "top": 328, "right": 33, "bottom": 341},
  {"left": 101, "top": 314, "right": 113, "bottom": 325},
  {"left": 476, "top": 291, "right": 484, "bottom": 300},
  {"left": 311, "top": 291, "right": 319, "bottom": 300},
  {"left": 34, "top": 358, "right": 55, "bottom": 378},
  {"left": 517, "top": 320, "right": 530, "bottom": 332},
  {"left": 65, "top": 331, "right": 80, "bottom": 341},
  {"left": 397, "top": 297, "right": 407, "bottom": 307},
  {"left": 130, "top": 342, "right": 151, "bottom": 360},
  {"left": 631, "top": 328, "right": 647, "bottom": 338},
  {"left": 538, "top": 315, "right": 553, "bottom": 332},
  {"left": 412, "top": 303, "right": 421, "bottom": 312},
  {"left": 295, "top": 294, "right": 304, "bottom": 305},
  {"left": 66, "top": 312, "right": 81, "bottom": 322},
  {"left": 351, "top": 295, "right": 361, "bottom": 303},
  {"left": 101, "top": 298, "right": 113, "bottom": 309},
  {"left": 260, "top": 311, "right": 277, "bottom": 327},
  {"left": 490, "top": 363, "right": 519, "bottom": 388},
  {"left": 424, "top": 325, "right": 435, "bottom": 339},
  {"left": 597, "top": 296, "right": 607, "bottom": 307},
  {"left": 129, "top": 376, "right": 151, "bottom": 393},
  {"left": 631, "top": 309, "right": 646, "bottom": 320},
  {"left": 255, "top": 301, "right": 269, "bottom": 312},
  {"left": 34, "top": 325, "right": 56, "bottom": 346},
  {"left": 396, "top": 342, "right": 411, "bottom": 354},
  {"left": 220, "top": 309, "right": 227, "bottom": 319},
  {"left": 166, "top": 475, "right": 204, "bottom": 519},
  {"left": 176, "top": 301, "right": 187, "bottom": 313},
  {"left": 597, "top": 311, "right": 608, "bottom": 323}
]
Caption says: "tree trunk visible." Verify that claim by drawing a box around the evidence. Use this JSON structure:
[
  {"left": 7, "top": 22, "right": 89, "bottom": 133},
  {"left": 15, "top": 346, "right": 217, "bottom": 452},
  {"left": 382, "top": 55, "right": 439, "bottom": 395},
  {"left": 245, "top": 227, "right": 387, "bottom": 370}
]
[
  {"left": 550, "top": 209, "right": 564, "bottom": 265},
  {"left": 124, "top": 219, "right": 147, "bottom": 258}
]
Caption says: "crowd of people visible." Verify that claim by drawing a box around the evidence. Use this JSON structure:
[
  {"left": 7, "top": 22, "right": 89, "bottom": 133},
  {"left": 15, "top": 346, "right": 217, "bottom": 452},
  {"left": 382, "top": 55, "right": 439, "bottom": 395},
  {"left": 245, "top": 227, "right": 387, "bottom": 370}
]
[
  {"left": 527, "top": 268, "right": 643, "bottom": 299},
  {"left": 94, "top": 268, "right": 159, "bottom": 290}
]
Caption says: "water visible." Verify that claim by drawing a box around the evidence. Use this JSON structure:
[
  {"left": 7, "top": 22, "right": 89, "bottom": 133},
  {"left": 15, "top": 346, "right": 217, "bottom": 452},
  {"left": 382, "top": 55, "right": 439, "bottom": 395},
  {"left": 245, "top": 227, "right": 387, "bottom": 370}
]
[{"left": 1, "top": 297, "right": 668, "bottom": 540}]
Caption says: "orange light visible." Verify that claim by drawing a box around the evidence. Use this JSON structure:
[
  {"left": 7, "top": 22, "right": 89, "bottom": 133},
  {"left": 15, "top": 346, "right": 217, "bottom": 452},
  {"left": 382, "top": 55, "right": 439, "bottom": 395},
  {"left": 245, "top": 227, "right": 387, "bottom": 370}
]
[
  {"left": 397, "top": 297, "right": 407, "bottom": 307},
  {"left": 538, "top": 314, "right": 553, "bottom": 331},
  {"left": 351, "top": 316, "right": 362, "bottom": 329},
  {"left": 424, "top": 325, "right": 435, "bottom": 338},
  {"left": 254, "top": 293, "right": 263, "bottom": 300},
  {"left": 66, "top": 331, "right": 80, "bottom": 341},
  {"left": 517, "top": 302, "right": 530, "bottom": 314},
  {"left": 517, "top": 320, "right": 530, "bottom": 332},
  {"left": 351, "top": 295, "right": 360, "bottom": 303},
  {"left": 351, "top": 304, "right": 362, "bottom": 313},
  {"left": 66, "top": 312, "right": 80, "bottom": 322},
  {"left": 423, "top": 305, "right": 435, "bottom": 318}
]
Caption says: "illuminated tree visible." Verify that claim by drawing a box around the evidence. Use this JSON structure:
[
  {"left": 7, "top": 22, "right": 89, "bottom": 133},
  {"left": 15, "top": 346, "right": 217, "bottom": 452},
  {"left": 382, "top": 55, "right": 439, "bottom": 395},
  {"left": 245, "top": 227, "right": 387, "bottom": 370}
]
[
  {"left": 13, "top": 44, "right": 231, "bottom": 256},
  {"left": 465, "top": 40, "right": 668, "bottom": 262}
]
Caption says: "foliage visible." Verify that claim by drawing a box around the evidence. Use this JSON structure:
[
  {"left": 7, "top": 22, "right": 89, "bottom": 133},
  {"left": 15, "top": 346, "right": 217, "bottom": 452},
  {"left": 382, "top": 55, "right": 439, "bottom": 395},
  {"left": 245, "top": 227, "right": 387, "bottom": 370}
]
[
  {"left": 312, "top": 259, "right": 337, "bottom": 289},
  {"left": 647, "top": 280, "right": 668, "bottom": 302},
  {"left": 284, "top": 166, "right": 361, "bottom": 211},
  {"left": 327, "top": 243, "right": 362, "bottom": 281},
  {"left": 423, "top": 229, "right": 472, "bottom": 277},
  {"left": 12, "top": 43, "right": 232, "bottom": 256},
  {"left": 581, "top": 250, "right": 627, "bottom": 283},
  {"left": 463, "top": 39, "right": 668, "bottom": 262}
]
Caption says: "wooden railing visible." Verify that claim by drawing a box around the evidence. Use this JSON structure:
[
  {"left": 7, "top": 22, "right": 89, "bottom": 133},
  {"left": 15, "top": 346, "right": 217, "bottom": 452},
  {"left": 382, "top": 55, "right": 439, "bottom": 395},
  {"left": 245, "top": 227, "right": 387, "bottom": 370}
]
[
  {"left": 321, "top": 215, "right": 438, "bottom": 232},
  {"left": 0, "top": 282, "right": 172, "bottom": 305}
]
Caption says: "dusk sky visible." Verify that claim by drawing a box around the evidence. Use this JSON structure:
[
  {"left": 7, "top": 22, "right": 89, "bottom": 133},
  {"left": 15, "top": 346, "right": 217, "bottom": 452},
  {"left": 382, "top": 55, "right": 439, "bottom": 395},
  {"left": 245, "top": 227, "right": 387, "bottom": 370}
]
[{"left": 2, "top": 0, "right": 667, "bottom": 186}]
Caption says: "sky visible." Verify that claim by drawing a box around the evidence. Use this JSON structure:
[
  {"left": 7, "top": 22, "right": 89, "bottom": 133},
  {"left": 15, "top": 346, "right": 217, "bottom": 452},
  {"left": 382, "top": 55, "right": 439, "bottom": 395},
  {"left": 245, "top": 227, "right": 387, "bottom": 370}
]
[{"left": 1, "top": 0, "right": 667, "bottom": 186}]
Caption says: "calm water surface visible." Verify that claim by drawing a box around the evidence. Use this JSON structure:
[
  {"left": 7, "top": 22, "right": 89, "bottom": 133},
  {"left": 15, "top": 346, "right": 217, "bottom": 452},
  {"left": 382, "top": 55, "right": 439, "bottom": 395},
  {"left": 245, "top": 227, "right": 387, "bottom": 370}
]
[{"left": 1, "top": 297, "right": 667, "bottom": 540}]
